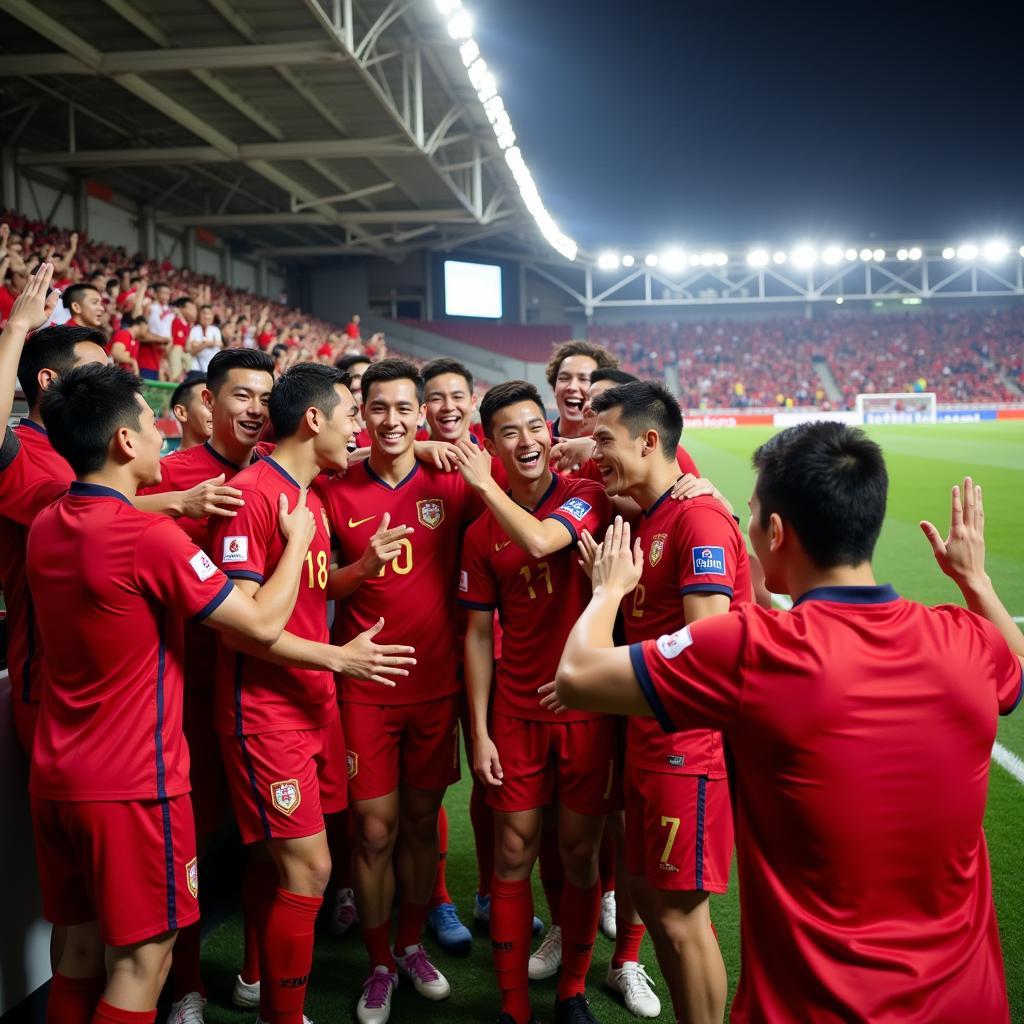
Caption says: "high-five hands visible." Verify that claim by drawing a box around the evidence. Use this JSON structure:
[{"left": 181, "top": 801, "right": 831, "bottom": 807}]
[{"left": 590, "top": 516, "right": 644, "bottom": 596}]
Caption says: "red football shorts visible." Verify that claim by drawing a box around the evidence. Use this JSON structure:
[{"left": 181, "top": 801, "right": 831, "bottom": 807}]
[
  {"left": 486, "top": 712, "right": 621, "bottom": 816},
  {"left": 220, "top": 714, "right": 348, "bottom": 844},
  {"left": 341, "top": 695, "right": 461, "bottom": 801},
  {"left": 623, "top": 763, "right": 733, "bottom": 893},
  {"left": 31, "top": 793, "right": 199, "bottom": 946},
  {"left": 11, "top": 699, "right": 39, "bottom": 757}
]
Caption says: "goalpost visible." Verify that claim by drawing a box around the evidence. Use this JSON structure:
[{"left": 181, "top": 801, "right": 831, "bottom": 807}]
[{"left": 855, "top": 392, "right": 937, "bottom": 425}]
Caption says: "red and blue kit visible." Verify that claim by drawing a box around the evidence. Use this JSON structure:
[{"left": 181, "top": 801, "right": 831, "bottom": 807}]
[
  {"left": 26, "top": 483, "right": 233, "bottom": 945},
  {"left": 622, "top": 491, "right": 751, "bottom": 892},
  {"left": 0, "top": 421, "right": 73, "bottom": 751},
  {"left": 460, "top": 473, "right": 618, "bottom": 814},
  {"left": 210, "top": 457, "right": 344, "bottom": 843},
  {"left": 321, "top": 460, "right": 481, "bottom": 799},
  {"left": 631, "top": 587, "right": 1021, "bottom": 1022}
]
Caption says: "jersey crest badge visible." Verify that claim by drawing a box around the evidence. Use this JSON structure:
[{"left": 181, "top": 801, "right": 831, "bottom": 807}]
[
  {"left": 222, "top": 536, "right": 248, "bottom": 563},
  {"left": 417, "top": 498, "right": 445, "bottom": 529},
  {"left": 649, "top": 533, "right": 668, "bottom": 567},
  {"left": 556, "top": 496, "right": 592, "bottom": 522},
  {"left": 459, "top": 570, "right": 469, "bottom": 593},
  {"left": 270, "top": 778, "right": 301, "bottom": 816},
  {"left": 189, "top": 550, "right": 218, "bottom": 581},
  {"left": 185, "top": 857, "right": 199, "bottom": 898},
  {"left": 346, "top": 750, "right": 358, "bottom": 779},
  {"left": 656, "top": 626, "right": 693, "bottom": 660},
  {"left": 692, "top": 545, "right": 726, "bottom": 575}
]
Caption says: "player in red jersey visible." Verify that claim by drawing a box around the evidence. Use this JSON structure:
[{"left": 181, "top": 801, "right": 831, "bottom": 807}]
[
  {"left": 27, "top": 362, "right": 315, "bottom": 1024},
  {"left": 320, "top": 360, "right": 483, "bottom": 1024},
  {"left": 210, "top": 363, "right": 415, "bottom": 1024},
  {"left": 578, "top": 381, "right": 750, "bottom": 1022},
  {"left": 169, "top": 372, "right": 213, "bottom": 451},
  {"left": 552, "top": 425, "right": 1023, "bottom": 1024},
  {"left": 544, "top": 341, "right": 618, "bottom": 441},
  {"left": 455, "top": 381, "right": 614, "bottom": 1024}
]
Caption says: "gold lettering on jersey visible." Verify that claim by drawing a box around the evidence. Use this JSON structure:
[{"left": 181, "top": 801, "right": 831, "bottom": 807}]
[
  {"left": 348, "top": 515, "right": 376, "bottom": 528},
  {"left": 649, "top": 533, "right": 668, "bottom": 567},
  {"left": 417, "top": 499, "right": 445, "bottom": 529},
  {"left": 185, "top": 857, "right": 198, "bottom": 898},
  {"left": 270, "top": 778, "right": 301, "bottom": 816}
]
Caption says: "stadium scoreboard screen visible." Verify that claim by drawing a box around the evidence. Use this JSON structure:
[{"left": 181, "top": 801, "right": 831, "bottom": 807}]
[{"left": 443, "top": 259, "right": 503, "bottom": 319}]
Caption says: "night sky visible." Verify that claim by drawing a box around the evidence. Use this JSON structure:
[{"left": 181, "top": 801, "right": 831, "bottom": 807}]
[{"left": 475, "top": 0, "right": 1024, "bottom": 250}]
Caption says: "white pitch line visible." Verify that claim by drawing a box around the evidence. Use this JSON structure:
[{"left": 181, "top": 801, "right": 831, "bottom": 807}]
[
  {"left": 1013, "top": 616, "right": 1024, "bottom": 624},
  {"left": 992, "top": 743, "right": 1024, "bottom": 787},
  {"left": 771, "top": 594, "right": 793, "bottom": 610}
]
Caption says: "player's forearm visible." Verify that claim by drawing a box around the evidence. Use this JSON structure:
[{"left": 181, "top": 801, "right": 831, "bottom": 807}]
[
  {"left": 464, "top": 627, "right": 495, "bottom": 741},
  {"left": 478, "top": 480, "right": 563, "bottom": 559},
  {"left": 248, "top": 537, "right": 306, "bottom": 638},
  {"left": 0, "top": 315, "right": 31, "bottom": 428},
  {"left": 132, "top": 491, "right": 185, "bottom": 517},
  {"left": 224, "top": 628, "right": 340, "bottom": 670},
  {"left": 328, "top": 559, "right": 371, "bottom": 599},
  {"left": 958, "top": 575, "right": 1024, "bottom": 660}
]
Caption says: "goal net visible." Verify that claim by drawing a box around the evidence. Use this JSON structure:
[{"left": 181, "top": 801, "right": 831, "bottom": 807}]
[{"left": 855, "top": 392, "right": 937, "bottom": 425}]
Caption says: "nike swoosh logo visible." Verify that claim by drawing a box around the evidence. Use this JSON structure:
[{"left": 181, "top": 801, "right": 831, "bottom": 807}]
[
  {"left": 348, "top": 516, "right": 376, "bottom": 528},
  {"left": 494, "top": 541, "right": 511, "bottom": 552}
]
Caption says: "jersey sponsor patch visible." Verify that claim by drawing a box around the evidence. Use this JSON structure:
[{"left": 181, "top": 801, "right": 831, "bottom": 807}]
[
  {"left": 649, "top": 532, "right": 668, "bottom": 567},
  {"left": 185, "top": 856, "right": 199, "bottom": 899},
  {"left": 270, "top": 778, "right": 301, "bottom": 816},
  {"left": 189, "top": 549, "right": 218, "bottom": 581},
  {"left": 556, "top": 496, "right": 592, "bottom": 522},
  {"left": 692, "top": 545, "right": 726, "bottom": 575},
  {"left": 459, "top": 569, "right": 469, "bottom": 593},
  {"left": 667, "top": 754, "right": 685, "bottom": 767},
  {"left": 417, "top": 498, "right": 445, "bottom": 529},
  {"left": 222, "top": 535, "right": 249, "bottom": 563},
  {"left": 656, "top": 626, "right": 693, "bottom": 660}
]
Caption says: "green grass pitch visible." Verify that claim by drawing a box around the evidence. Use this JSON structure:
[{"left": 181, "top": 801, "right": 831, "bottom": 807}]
[{"left": 200, "top": 420, "right": 1024, "bottom": 1022}]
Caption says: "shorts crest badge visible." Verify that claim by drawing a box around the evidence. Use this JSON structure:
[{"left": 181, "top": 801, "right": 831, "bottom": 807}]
[
  {"left": 185, "top": 857, "right": 199, "bottom": 898},
  {"left": 417, "top": 499, "right": 445, "bottom": 530},
  {"left": 346, "top": 750, "right": 358, "bottom": 779},
  {"left": 270, "top": 778, "right": 301, "bottom": 816},
  {"left": 649, "top": 533, "right": 668, "bottom": 567}
]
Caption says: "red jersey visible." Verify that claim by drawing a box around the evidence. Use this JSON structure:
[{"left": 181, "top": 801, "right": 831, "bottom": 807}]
[
  {"left": 171, "top": 316, "right": 189, "bottom": 349},
  {"left": 0, "top": 285, "right": 17, "bottom": 324},
  {"left": 322, "top": 460, "right": 481, "bottom": 705},
  {"left": 107, "top": 327, "right": 138, "bottom": 366},
  {"left": 623, "top": 491, "right": 750, "bottom": 775},
  {"left": 631, "top": 587, "right": 1022, "bottom": 1022},
  {"left": 209, "top": 457, "right": 337, "bottom": 735},
  {"left": 460, "top": 474, "right": 609, "bottom": 722},
  {"left": 0, "top": 422, "right": 74, "bottom": 704},
  {"left": 26, "top": 483, "right": 232, "bottom": 801}
]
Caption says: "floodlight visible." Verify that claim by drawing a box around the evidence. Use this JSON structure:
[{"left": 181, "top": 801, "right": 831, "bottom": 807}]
[
  {"left": 447, "top": 10, "right": 473, "bottom": 39},
  {"left": 1019, "top": 246, "right": 1024, "bottom": 258},
  {"left": 476, "top": 72, "right": 498, "bottom": 103},
  {"left": 714, "top": 251, "right": 728, "bottom": 266},
  {"left": 688, "top": 253, "right": 701, "bottom": 266},
  {"left": 699, "top": 251, "right": 716, "bottom": 267},
  {"left": 908, "top": 246, "right": 922, "bottom": 260},
  {"left": 835, "top": 296, "right": 844, "bottom": 305},
  {"left": 896, "top": 249, "right": 908, "bottom": 261},
  {"left": 956, "top": 243, "right": 978, "bottom": 260},
  {"left": 772, "top": 251, "right": 787, "bottom": 264},
  {"left": 747, "top": 249, "right": 769, "bottom": 267},
  {"left": 942, "top": 247, "right": 955, "bottom": 260},
  {"left": 436, "top": 0, "right": 461, "bottom": 13},
  {"left": 459, "top": 39, "right": 479, "bottom": 66},
  {"left": 822, "top": 245, "right": 843, "bottom": 265},
  {"left": 621, "top": 254, "right": 635, "bottom": 268},
  {"left": 645, "top": 253, "right": 659, "bottom": 267},
  {"left": 661, "top": 248, "right": 686, "bottom": 273},
  {"left": 982, "top": 239, "right": 1009, "bottom": 262},
  {"left": 859, "top": 248, "right": 872, "bottom": 261},
  {"left": 872, "top": 249, "right": 885, "bottom": 262},
  {"left": 791, "top": 244, "right": 817, "bottom": 269},
  {"left": 845, "top": 248, "right": 858, "bottom": 261},
  {"left": 597, "top": 251, "right": 620, "bottom": 271}
]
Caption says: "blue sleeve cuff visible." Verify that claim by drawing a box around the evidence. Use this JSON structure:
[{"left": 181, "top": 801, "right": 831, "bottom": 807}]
[
  {"left": 629, "top": 642, "right": 676, "bottom": 733},
  {"left": 227, "top": 569, "right": 265, "bottom": 584},
  {"left": 1001, "top": 668, "right": 1024, "bottom": 716},
  {"left": 680, "top": 583, "right": 734, "bottom": 599},
  {"left": 193, "top": 578, "right": 233, "bottom": 622},
  {"left": 459, "top": 598, "right": 496, "bottom": 611},
  {"left": 546, "top": 513, "right": 579, "bottom": 545}
]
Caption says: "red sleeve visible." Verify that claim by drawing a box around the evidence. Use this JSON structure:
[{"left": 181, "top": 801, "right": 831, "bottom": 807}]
[
  {"left": 134, "top": 519, "right": 233, "bottom": 621},
  {"left": 676, "top": 446, "right": 699, "bottom": 476},
  {"left": 674, "top": 502, "right": 744, "bottom": 600},
  {"left": 630, "top": 608, "right": 748, "bottom": 733},
  {"left": 0, "top": 430, "right": 68, "bottom": 525},
  {"left": 547, "top": 478, "right": 610, "bottom": 544},
  {"left": 976, "top": 617, "right": 1024, "bottom": 716},
  {"left": 209, "top": 486, "right": 275, "bottom": 584},
  {"left": 458, "top": 519, "right": 496, "bottom": 610}
]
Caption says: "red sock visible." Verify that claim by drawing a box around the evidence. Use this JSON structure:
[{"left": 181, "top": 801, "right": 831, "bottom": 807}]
[
  {"left": 261, "top": 888, "right": 322, "bottom": 1024},
  {"left": 599, "top": 829, "right": 615, "bottom": 895},
  {"left": 170, "top": 921, "right": 205, "bottom": 1000},
  {"left": 241, "top": 853, "right": 278, "bottom": 985},
  {"left": 557, "top": 881, "right": 600, "bottom": 1000},
  {"left": 612, "top": 922, "right": 646, "bottom": 969},
  {"left": 490, "top": 877, "right": 533, "bottom": 1024},
  {"left": 393, "top": 897, "right": 430, "bottom": 955},
  {"left": 470, "top": 780, "right": 494, "bottom": 899},
  {"left": 47, "top": 972, "right": 104, "bottom": 1024},
  {"left": 538, "top": 826, "right": 563, "bottom": 927},
  {"left": 430, "top": 805, "right": 451, "bottom": 908},
  {"left": 363, "top": 921, "right": 396, "bottom": 973},
  {"left": 90, "top": 1002, "right": 155, "bottom": 1024}
]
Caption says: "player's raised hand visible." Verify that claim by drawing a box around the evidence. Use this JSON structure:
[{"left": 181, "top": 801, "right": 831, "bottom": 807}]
[
  {"left": 920, "top": 476, "right": 987, "bottom": 588},
  {"left": 576, "top": 528, "right": 599, "bottom": 579},
  {"left": 537, "top": 679, "right": 567, "bottom": 714},
  {"left": 179, "top": 473, "right": 245, "bottom": 519},
  {"left": 670, "top": 472, "right": 730, "bottom": 510},
  {"left": 414, "top": 439, "right": 461, "bottom": 472},
  {"left": 278, "top": 487, "right": 315, "bottom": 547},
  {"left": 549, "top": 436, "right": 594, "bottom": 473},
  {"left": 336, "top": 617, "right": 416, "bottom": 686},
  {"left": 472, "top": 733, "right": 504, "bottom": 787},
  {"left": 360, "top": 512, "right": 414, "bottom": 577},
  {"left": 454, "top": 437, "right": 493, "bottom": 491},
  {"left": 592, "top": 516, "right": 643, "bottom": 596},
  {"left": 7, "top": 261, "right": 55, "bottom": 332}
]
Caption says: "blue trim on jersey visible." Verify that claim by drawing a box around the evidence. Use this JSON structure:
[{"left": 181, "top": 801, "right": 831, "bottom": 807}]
[
  {"left": 680, "top": 583, "right": 734, "bottom": 599},
  {"left": 226, "top": 569, "right": 265, "bottom": 585},
  {"left": 68, "top": 481, "right": 132, "bottom": 505},
  {"left": 629, "top": 643, "right": 675, "bottom": 733},
  {"left": 547, "top": 513, "right": 579, "bottom": 544},
  {"left": 160, "top": 797, "right": 177, "bottom": 931},
  {"left": 1002, "top": 670, "right": 1024, "bottom": 717},
  {"left": 193, "top": 578, "right": 234, "bottom": 621},
  {"left": 263, "top": 456, "right": 301, "bottom": 489},
  {"left": 643, "top": 482, "right": 678, "bottom": 519},
  {"left": 364, "top": 459, "right": 419, "bottom": 491},
  {"left": 510, "top": 472, "right": 558, "bottom": 512},
  {"left": 17, "top": 417, "right": 47, "bottom": 435},
  {"left": 153, "top": 615, "right": 177, "bottom": 927},
  {"left": 694, "top": 776, "right": 707, "bottom": 890},
  {"left": 239, "top": 735, "right": 273, "bottom": 840},
  {"left": 793, "top": 583, "right": 899, "bottom": 606},
  {"left": 203, "top": 440, "right": 244, "bottom": 472},
  {"left": 21, "top": 591, "right": 35, "bottom": 703},
  {"left": 458, "top": 598, "right": 497, "bottom": 611}
]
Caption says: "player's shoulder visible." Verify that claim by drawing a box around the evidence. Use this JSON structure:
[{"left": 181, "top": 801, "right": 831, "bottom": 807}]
[{"left": 671, "top": 493, "right": 738, "bottom": 535}]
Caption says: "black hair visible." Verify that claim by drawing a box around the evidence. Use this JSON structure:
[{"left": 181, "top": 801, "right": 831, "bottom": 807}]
[
  {"left": 170, "top": 371, "right": 206, "bottom": 410},
  {"left": 590, "top": 380, "right": 682, "bottom": 457},
  {"left": 590, "top": 367, "right": 638, "bottom": 387},
  {"left": 40, "top": 363, "right": 144, "bottom": 477},
  {"left": 751, "top": 421, "right": 888, "bottom": 569},
  {"left": 544, "top": 340, "right": 618, "bottom": 389},
  {"left": 422, "top": 357, "right": 474, "bottom": 392},
  {"left": 269, "top": 363, "right": 346, "bottom": 439},
  {"left": 152, "top": 280, "right": 169, "bottom": 291},
  {"left": 335, "top": 352, "right": 371, "bottom": 373},
  {"left": 18, "top": 324, "right": 106, "bottom": 410},
  {"left": 172, "top": 296, "right": 192, "bottom": 309},
  {"left": 479, "top": 380, "right": 545, "bottom": 438},
  {"left": 205, "top": 348, "right": 275, "bottom": 395},
  {"left": 360, "top": 358, "right": 423, "bottom": 404},
  {"left": 61, "top": 283, "right": 100, "bottom": 312}
]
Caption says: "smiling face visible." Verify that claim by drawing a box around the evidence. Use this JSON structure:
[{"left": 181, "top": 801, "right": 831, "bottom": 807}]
[
  {"left": 554, "top": 354, "right": 598, "bottom": 431},
  {"left": 207, "top": 367, "right": 274, "bottom": 450},
  {"left": 130, "top": 394, "right": 167, "bottom": 487},
  {"left": 581, "top": 377, "right": 620, "bottom": 436},
  {"left": 363, "top": 377, "right": 423, "bottom": 458},
  {"left": 591, "top": 405, "right": 649, "bottom": 496},
  {"left": 313, "top": 383, "right": 360, "bottom": 472},
  {"left": 424, "top": 372, "right": 475, "bottom": 442},
  {"left": 486, "top": 399, "right": 551, "bottom": 484}
]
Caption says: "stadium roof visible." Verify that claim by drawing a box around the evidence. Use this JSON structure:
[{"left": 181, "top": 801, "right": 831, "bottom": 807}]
[{"left": 0, "top": 0, "right": 571, "bottom": 263}]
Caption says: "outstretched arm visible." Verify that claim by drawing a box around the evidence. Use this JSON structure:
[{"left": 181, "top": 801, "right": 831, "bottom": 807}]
[{"left": 0, "top": 263, "right": 57, "bottom": 429}]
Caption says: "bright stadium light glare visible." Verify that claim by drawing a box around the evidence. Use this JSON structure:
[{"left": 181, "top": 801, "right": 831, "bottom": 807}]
[
  {"left": 942, "top": 246, "right": 955, "bottom": 260},
  {"left": 822, "top": 245, "right": 843, "bottom": 265},
  {"left": 859, "top": 248, "right": 872, "bottom": 261},
  {"left": 1019, "top": 245, "right": 1024, "bottom": 258},
  {"left": 772, "top": 250, "right": 787, "bottom": 264},
  {"left": 835, "top": 296, "right": 844, "bottom": 305},
  {"left": 872, "top": 248, "right": 885, "bottom": 261},
  {"left": 597, "top": 251, "right": 620, "bottom": 270},
  {"left": 897, "top": 248, "right": 909, "bottom": 261},
  {"left": 908, "top": 246, "right": 922, "bottom": 260},
  {"left": 436, "top": 0, "right": 461, "bottom": 13},
  {"left": 791, "top": 244, "right": 817, "bottom": 269},
  {"left": 982, "top": 239, "right": 1010, "bottom": 262},
  {"left": 956, "top": 243, "right": 978, "bottom": 260},
  {"left": 661, "top": 248, "right": 686, "bottom": 273},
  {"left": 645, "top": 253, "right": 659, "bottom": 267},
  {"left": 621, "top": 253, "right": 635, "bottom": 267},
  {"left": 688, "top": 253, "right": 701, "bottom": 266},
  {"left": 845, "top": 248, "right": 858, "bottom": 261},
  {"left": 459, "top": 39, "right": 479, "bottom": 66},
  {"left": 699, "top": 251, "right": 716, "bottom": 267},
  {"left": 714, "top": 251, "right": 728, "bottom": 266},
  {"left": 747, "top": 249, "right": 769, "bottom": 267},
  {"left": 446, "top": 10, "right": 473, "bottom": 39}
]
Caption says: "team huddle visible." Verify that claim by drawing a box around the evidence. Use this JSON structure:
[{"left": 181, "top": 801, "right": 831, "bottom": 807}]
[{"left": 1, "top": 263, "right": 1021, "bottom": 1024}]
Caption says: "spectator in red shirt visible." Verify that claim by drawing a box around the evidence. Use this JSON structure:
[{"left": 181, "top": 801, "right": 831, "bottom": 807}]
[
  {"left": 345, "top": 313, "right": 361, "bottom": 341},
  {"left": 61, "top": 284, "right": 106, "bottom": 331},
  {"left": 107, "top": 317, "right": 145, "bottom": 374}
]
